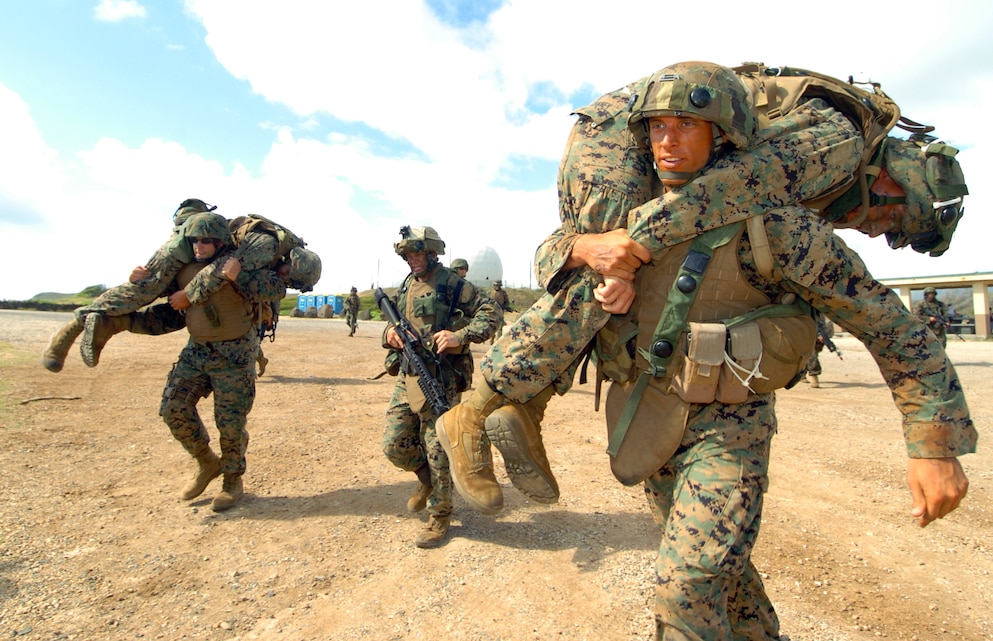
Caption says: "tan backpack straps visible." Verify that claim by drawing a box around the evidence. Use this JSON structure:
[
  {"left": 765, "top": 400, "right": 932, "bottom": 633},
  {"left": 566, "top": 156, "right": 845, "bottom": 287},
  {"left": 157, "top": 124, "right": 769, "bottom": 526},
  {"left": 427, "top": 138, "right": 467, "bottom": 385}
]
[{"left": 746, "top": 214, "right": 774, "bottom": 280}]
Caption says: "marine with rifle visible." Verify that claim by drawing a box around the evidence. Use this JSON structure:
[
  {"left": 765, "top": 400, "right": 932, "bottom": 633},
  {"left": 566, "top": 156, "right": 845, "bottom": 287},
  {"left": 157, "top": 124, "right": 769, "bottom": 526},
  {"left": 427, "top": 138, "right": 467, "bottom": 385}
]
[{"left": 379, "top": 225, "right": 500, "bottom": 548}]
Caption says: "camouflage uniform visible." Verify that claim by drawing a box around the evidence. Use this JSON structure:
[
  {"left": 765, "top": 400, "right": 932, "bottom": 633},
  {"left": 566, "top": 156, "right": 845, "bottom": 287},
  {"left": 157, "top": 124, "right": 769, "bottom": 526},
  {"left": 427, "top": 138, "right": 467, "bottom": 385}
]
[
  {"left": 482, "top": 94, "right": 862, "bottom": 405},
  {"left": 914, "top": 290, "right": 949, "bottom": 347},
  {"left": 633, "top": 206, "right": 975, "bottom": 639},
  {"left": 805, "top": 311, "right": 833, "bottom": 378},
  {"left": 343, "top": 290, "right": 360, "bottom": 336},
  {"left": 159, "top": 242, "right": 287, "bottom": 486},
  {"left": 382, "top": 264, "right": 499, "bottom": 523},
  {"left": 488, "top": 282, "right": 512, "bottom": 344}
]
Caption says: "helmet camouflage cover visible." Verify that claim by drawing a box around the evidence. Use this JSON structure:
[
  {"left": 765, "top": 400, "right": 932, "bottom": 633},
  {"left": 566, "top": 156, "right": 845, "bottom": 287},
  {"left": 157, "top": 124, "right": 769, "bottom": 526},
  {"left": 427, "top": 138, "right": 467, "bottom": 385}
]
[
  {"left": 393, "top": 225, "right": 446, "bottom": 256},
  {"left": 182, "top": 212, "right": 232, "bottom": 246},
  {"left": 451, "top": 258, "right": 469, "bottom": 270},
  {"left": 287, "top": 247, "right": 322, "bottom": 292},
  {"left": 881, "top": 136, "right": 968, "bottom": 257},
  {"left": 629, "top": 60, "right": 755, "bottom": 150},
  {"left": 173, "top": 198, "right": 216, "bottom": 228}
]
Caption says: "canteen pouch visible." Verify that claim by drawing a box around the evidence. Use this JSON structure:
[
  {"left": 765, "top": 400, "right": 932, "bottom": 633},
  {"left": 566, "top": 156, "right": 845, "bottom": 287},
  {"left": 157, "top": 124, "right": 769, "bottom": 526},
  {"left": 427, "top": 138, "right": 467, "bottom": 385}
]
[
  {"left": 605, "top": 378, "right": 690, "bottom": 486},
  {"left": 671, "top": 322, "right": 726, "bottom": 404},
  {"left": 748, "top": 315, "right": 817, "bottom": 394},
  {"left": 717, "top": 322, "right": 763, "bottom": 404}
]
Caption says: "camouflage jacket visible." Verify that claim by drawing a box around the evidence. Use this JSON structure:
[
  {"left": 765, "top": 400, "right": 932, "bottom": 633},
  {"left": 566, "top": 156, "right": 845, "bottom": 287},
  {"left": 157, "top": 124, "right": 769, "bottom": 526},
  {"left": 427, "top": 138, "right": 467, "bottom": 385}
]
[
  {"left": 731, "top": 207, "right": 975, "bottom": 458},
  {"left": 536, "top": 98, "right": 862, "bottom": 290}
]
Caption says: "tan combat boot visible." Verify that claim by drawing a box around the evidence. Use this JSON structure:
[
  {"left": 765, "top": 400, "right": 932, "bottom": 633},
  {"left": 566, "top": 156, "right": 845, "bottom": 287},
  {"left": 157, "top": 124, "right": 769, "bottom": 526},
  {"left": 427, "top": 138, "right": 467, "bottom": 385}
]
[
  {"left": 436, "top": 385, "right": 506, "bottom": 515},
  {"left": 211, "top": 475, "right": 244, "bottom": 512},
  {"left": 808, "top": 374, "right": 820, "bottom": 389},
  {"left": 256, "top": 353, "right": 269, "bottom": 377},
  {"left": 80, "top": 313, "right": 132, "bottom": 367},
  {"left": 484, "top": 386, "right": 559, "bottom": 503},
  {"left": 407, "top": 464, "right": 433, "bottom": 513},
  {"left": 181, "top": 448, "right": 222, "bottom": 500},
  {"left": 415, "top": 514, "right": 451, "bottom": 549},
  {"left": 42, "top": 316, "right": 85, "bottom": 372}
]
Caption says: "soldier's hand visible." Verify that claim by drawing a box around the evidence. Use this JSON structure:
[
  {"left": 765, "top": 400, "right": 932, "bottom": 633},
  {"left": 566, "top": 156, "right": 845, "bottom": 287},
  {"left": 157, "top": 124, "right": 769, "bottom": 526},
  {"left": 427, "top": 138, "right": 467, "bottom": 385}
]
[
  {"left": 130, "top": 265, "right": 151, "bottom": 283},
  {"left": 594, "top": 277, "right": 636, "bottom": 314},
  {"left": 568, "top": 230, "right": 651, "bottom": 281},
  {"left": 169, "top": 290, "right": 191, "bottom": 311},
  {"left": 907, "top": 457, "right": 968, "bottom": 527},
  {"left": 221, "top": 257, "right": 242, "bottom": 281},
  {"left": 433, "top": 329, "right": 461, "bottom": 354},
  {"left": 385, "top": 327, "right": 404, "bottom": 349}
]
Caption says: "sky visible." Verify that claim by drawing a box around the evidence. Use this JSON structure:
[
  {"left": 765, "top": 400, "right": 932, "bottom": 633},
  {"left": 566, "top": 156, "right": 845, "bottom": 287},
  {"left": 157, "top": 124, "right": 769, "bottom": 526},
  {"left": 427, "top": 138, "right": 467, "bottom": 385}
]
[{"left": 1, "top": 0, "right": 991, "bottom": 301}]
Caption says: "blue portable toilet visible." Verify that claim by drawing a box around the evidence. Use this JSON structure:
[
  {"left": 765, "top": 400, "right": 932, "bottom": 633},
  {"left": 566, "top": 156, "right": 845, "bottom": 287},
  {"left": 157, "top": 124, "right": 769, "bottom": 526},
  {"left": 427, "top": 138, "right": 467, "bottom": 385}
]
[
  {"left": 297, "top": 296, "right": 308, "bottom": 312},
  {"left": 305, "top": 295, "right": 316, "bottom": 308},
  {"left": 328, "top": 295, "right": 343, "bottom": 315},
  {"left": 315, "top": 295, "right": 326, "bottom": 308}
]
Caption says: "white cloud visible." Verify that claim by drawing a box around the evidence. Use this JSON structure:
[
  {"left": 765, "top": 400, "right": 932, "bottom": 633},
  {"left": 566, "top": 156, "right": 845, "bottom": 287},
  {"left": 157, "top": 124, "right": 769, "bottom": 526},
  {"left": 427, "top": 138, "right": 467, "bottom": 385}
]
[
  {"left": 3, "top": 0, "right": 992, "bottom": 302},
  {"left": 94, "top": 0, "right": 147, "bottom": 22}
]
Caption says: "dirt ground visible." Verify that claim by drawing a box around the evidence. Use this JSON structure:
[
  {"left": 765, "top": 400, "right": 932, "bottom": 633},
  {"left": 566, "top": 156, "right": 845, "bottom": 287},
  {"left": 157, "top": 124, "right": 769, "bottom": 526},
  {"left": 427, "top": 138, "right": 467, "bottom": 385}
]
[{"left": 1, "top": 309, "right": 991, "bottom": 641}]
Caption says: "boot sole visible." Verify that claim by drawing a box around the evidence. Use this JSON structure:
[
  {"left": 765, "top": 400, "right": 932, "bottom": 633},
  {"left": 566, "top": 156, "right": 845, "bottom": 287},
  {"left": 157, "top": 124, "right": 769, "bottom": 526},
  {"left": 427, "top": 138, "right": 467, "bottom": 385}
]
[
  {"left": 80, "top": 313, "right": 101, "bottom": 368},
  {"left": 436, "top": 414, "right": 503, "bottom": 516},
  {"left": 485, "top": 413, "right": 559, "bottom": 504}
]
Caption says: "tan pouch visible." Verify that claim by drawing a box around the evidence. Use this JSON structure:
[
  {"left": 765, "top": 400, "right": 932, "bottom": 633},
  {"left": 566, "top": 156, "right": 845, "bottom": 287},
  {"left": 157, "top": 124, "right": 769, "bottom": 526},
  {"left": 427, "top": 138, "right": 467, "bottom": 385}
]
[
  {"left": 671, "top": 322, "right": 726, "bottom": 404},
  {"left": 605, "top": 378, "right": 690, "bottom": 486},
  {"left": 718, "top": 322, "right": 763, "bottom": 403},
  {"left": 749, "top": 315, "right": 817, "bottom": 394}
]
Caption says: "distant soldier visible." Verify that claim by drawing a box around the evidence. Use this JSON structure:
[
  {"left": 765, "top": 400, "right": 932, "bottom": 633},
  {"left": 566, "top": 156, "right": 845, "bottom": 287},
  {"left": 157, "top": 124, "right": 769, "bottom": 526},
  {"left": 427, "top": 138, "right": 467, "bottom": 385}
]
[
  {"left": 806, "top": 311, "right": 835, "bottom": 388},
  {"left": 914, "top": 286, "right": 949, "bottom": 347},
  {"left": 488, "top": 280, "right": 513, "bottom": 344},
  {"left": 451, "top": 258, "right": 469, "bottom": 279},
  {"left": 343, "top": 286, "right": 360, "bottom": 337}
]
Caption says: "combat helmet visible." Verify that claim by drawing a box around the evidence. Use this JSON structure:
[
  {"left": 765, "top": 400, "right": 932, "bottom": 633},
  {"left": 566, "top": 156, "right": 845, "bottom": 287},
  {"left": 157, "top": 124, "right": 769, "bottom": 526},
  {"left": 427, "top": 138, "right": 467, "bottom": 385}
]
[
  {"left": 286, "top": 247, "right": 322, "bottom": 292},
  {"left": 879, "top": 136, "right": 967, "bottom": 257},
  {"left": 924, "top": 286, "right": 937, "bottom": 294},
  {"left": 394, "top": 225, "right": 446, "bottom": 257},
  {"left": 451, "top": 258, "right": 469, "bottom": 271},
  {"left": 173, "top": 198, "right": 216, "bottom": 228},
  {"left": 182, "top": 212, "right": 232, "bottom": 246},
  {"left": 629, "top": 61, "right": 755, "bottom": 151}
]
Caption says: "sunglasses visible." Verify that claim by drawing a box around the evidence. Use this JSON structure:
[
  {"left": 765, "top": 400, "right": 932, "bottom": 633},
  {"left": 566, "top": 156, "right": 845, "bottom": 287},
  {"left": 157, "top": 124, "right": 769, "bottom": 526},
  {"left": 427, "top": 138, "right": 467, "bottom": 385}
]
[{"left": 190, "top": 238, "right": 218, "bottom": 245}]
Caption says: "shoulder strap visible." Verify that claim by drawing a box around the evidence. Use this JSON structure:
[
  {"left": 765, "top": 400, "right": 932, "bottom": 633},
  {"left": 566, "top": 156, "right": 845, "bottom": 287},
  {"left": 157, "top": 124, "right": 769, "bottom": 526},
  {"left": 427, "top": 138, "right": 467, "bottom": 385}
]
[{"left": 746, "top": 214, "right": 774, "bottom": 280}]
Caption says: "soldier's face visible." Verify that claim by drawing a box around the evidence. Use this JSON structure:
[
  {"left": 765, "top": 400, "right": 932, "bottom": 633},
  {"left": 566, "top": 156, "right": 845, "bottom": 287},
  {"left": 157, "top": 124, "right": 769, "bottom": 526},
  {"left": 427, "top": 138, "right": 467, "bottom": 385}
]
[
  {"left": 455, "top": 267, "right": 468, "bottom": 278},
  {"left": 647, "top": 115, "right": 713, "bottom": 188},
  {"left": 852, "top": 168, "right": 906, "bottom": 238},
  {"left": 192, "top": 238, "right": 219, "bottom": 260},
  {"left": 404, "top": 251, "right": 428, "bottom": 275}
]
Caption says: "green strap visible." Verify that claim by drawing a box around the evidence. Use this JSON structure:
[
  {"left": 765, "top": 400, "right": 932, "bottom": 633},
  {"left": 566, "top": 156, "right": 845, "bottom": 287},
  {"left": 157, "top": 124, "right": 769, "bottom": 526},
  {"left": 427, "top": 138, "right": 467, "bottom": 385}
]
[{"left": 607, "top": 223, "right": 741, "bottom": 458}]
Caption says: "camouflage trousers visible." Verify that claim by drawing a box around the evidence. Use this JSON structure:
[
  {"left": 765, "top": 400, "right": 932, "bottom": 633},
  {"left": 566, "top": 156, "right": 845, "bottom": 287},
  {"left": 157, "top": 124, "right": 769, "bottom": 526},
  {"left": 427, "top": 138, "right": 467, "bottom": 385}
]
[
  {"left": 159, "top": 331, "right": 258, "bottom": 477},
  {"left": 643, "top": 395, "right": 779, "bottom": 641},
  {"left": 345, "top": 310, "right": 358, "bottom": 331},
  {"left": 480, "top": 267, "right": 608, "bottom": 404},
  {"left": 76, "top": 254, "right": 187, "bottom": 318},
  {"left": 382, "top": 372, "right": 459, "bottom": 518}
]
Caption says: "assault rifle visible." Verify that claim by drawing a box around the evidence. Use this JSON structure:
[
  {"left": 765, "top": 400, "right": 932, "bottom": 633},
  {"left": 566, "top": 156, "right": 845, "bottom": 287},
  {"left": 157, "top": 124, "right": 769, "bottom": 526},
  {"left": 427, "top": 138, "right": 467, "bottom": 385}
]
[
  {"left": 374, "top": 287, "right": 451, "bottom": 415},
  {"left": 820, "top": 329, "right": 843, "bottom": 360},
  {"left": 930, "top": 315, "right": 966, "bottom": 341}
]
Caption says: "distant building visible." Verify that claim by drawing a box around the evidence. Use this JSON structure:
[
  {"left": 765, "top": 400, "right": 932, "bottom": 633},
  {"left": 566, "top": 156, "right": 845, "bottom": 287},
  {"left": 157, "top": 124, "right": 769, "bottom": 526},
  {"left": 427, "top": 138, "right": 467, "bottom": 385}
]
[{"left": 464, "top": 246, "right": 503, "bottom": 289}]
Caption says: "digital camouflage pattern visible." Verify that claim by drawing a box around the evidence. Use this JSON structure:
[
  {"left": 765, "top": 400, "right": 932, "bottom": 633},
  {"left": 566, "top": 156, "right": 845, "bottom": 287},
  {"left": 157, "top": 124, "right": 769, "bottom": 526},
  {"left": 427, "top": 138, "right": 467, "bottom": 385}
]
[
  {"left": 382, "top": 264, "right": 499, "bottom": 519},
  {"left": 159, "top": 257, "right": 267, "bottom": 480},
  {"left": 635, "top": 206, "right": 975, "bottom": 638},
  {"left": 483, "top": 96, "right": 862, "bottom": 405}
]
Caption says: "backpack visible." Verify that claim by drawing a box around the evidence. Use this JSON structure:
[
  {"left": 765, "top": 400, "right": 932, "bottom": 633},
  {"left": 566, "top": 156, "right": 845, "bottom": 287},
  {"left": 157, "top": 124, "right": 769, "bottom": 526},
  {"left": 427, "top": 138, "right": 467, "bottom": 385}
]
[
  {"left": 229, "top": 214, "right": 307, "bottom": 266},
  {"left": 733, "top": 62, "right": 933, "bottom": 227}
]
